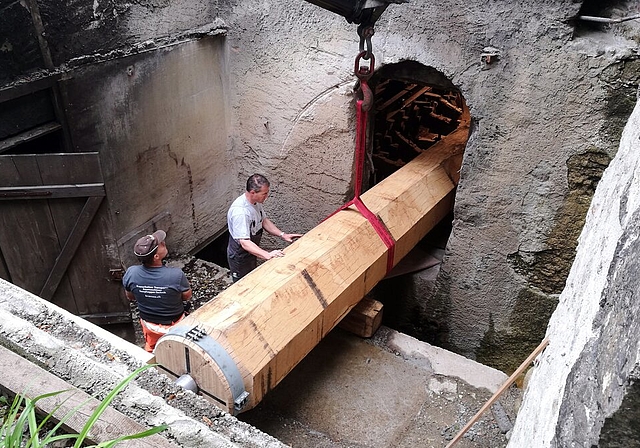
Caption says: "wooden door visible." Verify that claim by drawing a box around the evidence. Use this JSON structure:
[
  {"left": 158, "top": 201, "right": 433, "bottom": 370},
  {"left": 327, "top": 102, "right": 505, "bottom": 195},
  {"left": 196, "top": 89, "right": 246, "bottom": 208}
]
[{"left": 0, "top": 152, "right": 131, "bottom": 325}]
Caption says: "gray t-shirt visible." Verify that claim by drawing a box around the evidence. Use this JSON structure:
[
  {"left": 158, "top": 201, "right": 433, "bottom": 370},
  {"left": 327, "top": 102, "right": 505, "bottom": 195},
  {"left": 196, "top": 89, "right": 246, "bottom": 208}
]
[{"left": 123, "top": 264, "right": 190, "bottom": 324}]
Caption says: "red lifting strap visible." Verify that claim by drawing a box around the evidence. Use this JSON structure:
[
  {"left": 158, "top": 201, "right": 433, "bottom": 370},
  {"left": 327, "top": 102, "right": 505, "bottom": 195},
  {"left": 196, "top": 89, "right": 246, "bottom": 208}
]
[{"left": 325, "top": 85, "right": 396, "bottom": 273}]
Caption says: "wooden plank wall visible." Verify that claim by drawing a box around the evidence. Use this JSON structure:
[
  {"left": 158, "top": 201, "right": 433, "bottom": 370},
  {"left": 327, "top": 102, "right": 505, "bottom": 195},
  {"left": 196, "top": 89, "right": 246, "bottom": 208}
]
[
  {"left": 0, "top": 155, "right": 76, "bottom": 309},
  {"left": 0, "top": 153, "right": 128, "bottom": 321}
]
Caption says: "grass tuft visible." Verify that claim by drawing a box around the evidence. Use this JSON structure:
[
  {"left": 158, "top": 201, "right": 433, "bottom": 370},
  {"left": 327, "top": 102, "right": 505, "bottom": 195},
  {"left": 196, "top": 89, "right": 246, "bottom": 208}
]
[{"left": 0, "top": 364, "right": 168, "bottom": 448}]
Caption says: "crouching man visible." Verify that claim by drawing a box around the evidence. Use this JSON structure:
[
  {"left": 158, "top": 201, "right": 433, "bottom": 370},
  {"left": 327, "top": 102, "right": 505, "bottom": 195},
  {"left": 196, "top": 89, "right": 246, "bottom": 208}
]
[{"left": 123, "top": 230, "right": 192, "bottom": 352}]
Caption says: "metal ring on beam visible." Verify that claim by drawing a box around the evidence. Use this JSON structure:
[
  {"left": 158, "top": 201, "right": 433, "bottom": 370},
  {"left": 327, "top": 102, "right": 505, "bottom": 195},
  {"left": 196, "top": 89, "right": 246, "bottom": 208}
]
[{"left": 163, "top": 325, "right": 250, "bottom": 413}]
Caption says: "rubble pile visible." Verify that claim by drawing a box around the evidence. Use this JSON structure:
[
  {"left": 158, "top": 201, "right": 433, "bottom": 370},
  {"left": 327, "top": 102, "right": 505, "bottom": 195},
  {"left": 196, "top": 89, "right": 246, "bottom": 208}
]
[{"left": 172, "top": 256, "right": 232, "bottom": 310}]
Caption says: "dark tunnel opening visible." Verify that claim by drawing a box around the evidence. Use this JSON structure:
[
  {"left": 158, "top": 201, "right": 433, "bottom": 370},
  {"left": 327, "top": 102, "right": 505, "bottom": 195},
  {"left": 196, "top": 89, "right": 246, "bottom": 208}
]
[
  {"left": 193, "top": 230, "right": 230, "bottom": 268},
  {"left": 363, "top": 61, "right": 468, "bottom": 346},
  {"left": 572, "top": 0, "right": 632, "bottom": 35}
]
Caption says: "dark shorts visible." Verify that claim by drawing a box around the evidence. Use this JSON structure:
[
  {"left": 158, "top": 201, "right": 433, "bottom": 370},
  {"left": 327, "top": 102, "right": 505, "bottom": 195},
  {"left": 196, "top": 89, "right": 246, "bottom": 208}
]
[
  {"left": 227, "top": 251, "right": 257, "bottom": 282},
  {"left": 227, "top": 231, "right": 262, "bottom": 282}
]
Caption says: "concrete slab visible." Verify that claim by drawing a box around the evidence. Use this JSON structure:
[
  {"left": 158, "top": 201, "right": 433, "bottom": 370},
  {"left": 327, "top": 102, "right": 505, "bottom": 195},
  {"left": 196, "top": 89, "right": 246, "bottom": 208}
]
[
  {"left": 383, "top": 329, "right": 508, "bottom": 393},
  {"left": 240, "top": 327, "right": 519, "bottom": 448}
]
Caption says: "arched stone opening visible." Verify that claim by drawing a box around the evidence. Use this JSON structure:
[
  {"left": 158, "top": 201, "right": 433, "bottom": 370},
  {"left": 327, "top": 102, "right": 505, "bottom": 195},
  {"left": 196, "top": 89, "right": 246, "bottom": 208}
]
[
  {"left": 366, "top": 60, "right": 468, "bottom": 186},
  {"left": 571, "top": 0, "right": 631, "bottom": 35},
  {"left": 366, "top": 61, "right": 469, "bottom": 345}
]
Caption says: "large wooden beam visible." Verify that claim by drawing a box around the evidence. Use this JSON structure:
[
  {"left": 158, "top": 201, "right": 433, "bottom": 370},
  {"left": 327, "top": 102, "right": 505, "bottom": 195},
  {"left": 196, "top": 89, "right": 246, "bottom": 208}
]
[{"left": 155, "top": 117, "right": 469, "bottom": 414}]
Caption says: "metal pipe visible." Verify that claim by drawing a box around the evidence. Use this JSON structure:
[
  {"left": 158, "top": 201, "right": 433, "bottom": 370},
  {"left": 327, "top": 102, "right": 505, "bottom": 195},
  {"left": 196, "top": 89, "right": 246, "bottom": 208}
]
[{"left": 577, "top": 13, "right": 640, "bottom": 24}]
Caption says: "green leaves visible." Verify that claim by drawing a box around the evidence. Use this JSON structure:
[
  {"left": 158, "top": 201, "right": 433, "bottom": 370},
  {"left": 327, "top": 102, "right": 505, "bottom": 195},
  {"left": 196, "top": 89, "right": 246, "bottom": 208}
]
[{"left": 1, "top": 364, "right": 167, "bottom": 448}]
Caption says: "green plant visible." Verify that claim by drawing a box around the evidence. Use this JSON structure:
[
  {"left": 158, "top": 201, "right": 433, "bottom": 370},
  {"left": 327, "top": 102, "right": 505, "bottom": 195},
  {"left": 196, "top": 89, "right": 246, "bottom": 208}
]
[{"left": 0, "top": 364, "right": 168, "bottom": 448}]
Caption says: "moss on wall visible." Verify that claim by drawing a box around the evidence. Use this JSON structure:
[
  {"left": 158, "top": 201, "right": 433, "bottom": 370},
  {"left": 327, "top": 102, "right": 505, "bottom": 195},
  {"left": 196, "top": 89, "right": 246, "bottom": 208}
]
[
  {"left": 600, "top": 58, "right": 640, "bottom": 148},
  {"left": 473, "top": 59, "right": 638, "bottom": 375},
  {"left": 508, "top": 148, "right": 610, "bottom": 294},
  {"left": 476, "top": 288, "right": 557, "bottom": 373},
  {"left": 497, "top": 148, "right": 608, "bottom": 371}
]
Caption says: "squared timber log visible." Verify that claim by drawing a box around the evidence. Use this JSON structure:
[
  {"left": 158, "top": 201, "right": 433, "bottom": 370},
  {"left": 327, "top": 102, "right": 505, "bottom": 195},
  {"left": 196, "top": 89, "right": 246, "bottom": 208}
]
[{"left": 155, "top": 117, "right": 469, "bottom": 414}]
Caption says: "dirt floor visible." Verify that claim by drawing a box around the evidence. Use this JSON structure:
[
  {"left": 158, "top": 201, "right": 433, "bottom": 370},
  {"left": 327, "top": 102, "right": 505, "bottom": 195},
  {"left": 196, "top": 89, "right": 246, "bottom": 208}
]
[
  {"left": 128, "top": 255, "right": 521, "bottom": 448},
  {"left": 238, "top": 326, "right": 521, "bottom": 448}
]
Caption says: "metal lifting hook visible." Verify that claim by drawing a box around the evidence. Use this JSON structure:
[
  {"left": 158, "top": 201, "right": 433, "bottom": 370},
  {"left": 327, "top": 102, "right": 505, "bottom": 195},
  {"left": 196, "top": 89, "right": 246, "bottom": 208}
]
[
  {"left": 354, "top": 50, "right": 375, "bottom": 111},
  {"left": 358, "top": 24, "right": 375, "bottom": 60}
]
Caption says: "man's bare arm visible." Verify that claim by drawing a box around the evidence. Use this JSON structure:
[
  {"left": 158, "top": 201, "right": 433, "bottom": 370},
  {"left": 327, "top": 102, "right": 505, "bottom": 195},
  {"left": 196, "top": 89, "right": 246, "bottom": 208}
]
[
  {"left": 239, "top": 238, "right": 284, "bottom": 260},
  {"left": 262, "top": 218, "right": 303, "bottom": 242}
]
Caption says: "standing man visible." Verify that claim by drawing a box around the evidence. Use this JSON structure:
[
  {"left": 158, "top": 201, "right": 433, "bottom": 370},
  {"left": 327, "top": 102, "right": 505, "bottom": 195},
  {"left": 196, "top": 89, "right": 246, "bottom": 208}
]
[
  {"left": 227, "top": 174, "right": 302, "bottom": 282},
  {"left": 123, "top": 230, "right": 192, "bottom": 352}
]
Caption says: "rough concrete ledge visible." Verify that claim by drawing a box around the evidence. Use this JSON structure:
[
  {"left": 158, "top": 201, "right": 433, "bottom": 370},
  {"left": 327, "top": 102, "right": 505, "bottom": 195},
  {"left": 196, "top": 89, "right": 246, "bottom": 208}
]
[
  {"left": 0, "top": 279, "right": 286, "bottom": 448},
  {"left": 372, "top": 327, "right": 508, "bottom": 393}
]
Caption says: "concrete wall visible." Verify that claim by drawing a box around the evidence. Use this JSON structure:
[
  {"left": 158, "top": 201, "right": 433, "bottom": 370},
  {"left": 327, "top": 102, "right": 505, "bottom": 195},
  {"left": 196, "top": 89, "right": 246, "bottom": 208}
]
[
  {"left": 61, "top": 36, "right": 234, "bottom": 263},
  {"left": 3, "top": 0, "right": 640, "bottom": 370},
  {"left": 219, "top": 1, "right": 359, "bottom": 228},
  {"left": 508, "top": 88, "right": 640, "bottom": 448},
  {"left": 1, "top": 0, "right": 235, "bottom": 262}
]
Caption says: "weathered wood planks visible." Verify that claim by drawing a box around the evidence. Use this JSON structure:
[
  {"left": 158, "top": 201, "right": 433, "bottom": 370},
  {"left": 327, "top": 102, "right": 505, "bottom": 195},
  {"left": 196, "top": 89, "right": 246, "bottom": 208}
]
[
  {"left": 0, "top": 152, "right": 129, "bottom": 323},
  {"left": 0, "top": 345, "right": 177, "bottom": 448}
]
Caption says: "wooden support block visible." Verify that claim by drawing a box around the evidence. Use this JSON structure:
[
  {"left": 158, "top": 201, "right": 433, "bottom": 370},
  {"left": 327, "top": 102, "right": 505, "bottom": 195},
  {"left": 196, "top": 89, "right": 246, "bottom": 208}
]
[
  {"left": 444, "top": 92, "right": 459, "bottom": 102},
  {"left": 422, "top": 91, "right": 444, "bottom": 100},
  {"left": 375, "top": 79, "right": 390, "bottom": 94},
  {"left": 440, "top": 98, "right": 463, "bottom": 114},
  {"left": 338, "top": 296, "right": 383, "bottom": 338},
  {"left": 386, "top": 109, "right": 401, "bottom": 120}
]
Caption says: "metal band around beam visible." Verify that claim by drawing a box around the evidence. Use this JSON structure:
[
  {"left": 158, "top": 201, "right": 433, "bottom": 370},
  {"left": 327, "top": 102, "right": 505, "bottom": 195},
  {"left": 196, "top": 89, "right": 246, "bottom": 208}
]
[{"left": 164, "top": 325, "right": 249, "bottom": 414}]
